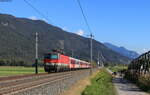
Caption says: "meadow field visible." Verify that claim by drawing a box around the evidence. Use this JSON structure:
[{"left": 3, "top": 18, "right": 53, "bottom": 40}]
[
  {"left": 108, "top": 65, "right": 127, "bottom": 72},
  {"left": 0, "top": 66, "right": 45, "bottom": 77}
]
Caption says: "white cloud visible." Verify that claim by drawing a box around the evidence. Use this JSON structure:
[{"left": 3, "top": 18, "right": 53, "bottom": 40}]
[
  {"left": 62, "top": 27, "right": 68, "bottom": 31},
  {"left": 29, "top": 16, "right": 38, "bottom": 20},
  {"left": 142, "top": 48, "right": 149, "bottom": 53},
  {"left": 76, "top": 29, "right": 85, "bottom": 36},
  {"left": 42, "top": 18, "right": 48, "bottom": 23},
  {"left": 28, "top": 16, "right": 48, "bottom": 23},
  {"left": 138, "top": 48, "right": 149, "bottom": 54}
]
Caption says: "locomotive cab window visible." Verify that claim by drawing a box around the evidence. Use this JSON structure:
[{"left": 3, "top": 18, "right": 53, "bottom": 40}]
[
  {"left": 44, "top": 54, "right": 58, "bottom": 59},
  {"left": 44, "top": 54, "right": 51, "bottom": 59},
  {"left": 51, "top": 54, "right": 58, "bottom": 59}
]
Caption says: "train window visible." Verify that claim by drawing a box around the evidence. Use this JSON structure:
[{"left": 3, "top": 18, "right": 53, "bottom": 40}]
[
  {"left": 71, "top": 60, "right": 74, "bottom": 64},
  {"left": 51, "top": 55, "right": 58, "bottom": 59},
  {"left": 44, "top": 54, "right": 51, "bottom": 59},
  {"left": 76, "top": 61, "right": 79, "bottom": 64},
  {"left": 44, "top": 54, "right": 58, "bottom": 59}
]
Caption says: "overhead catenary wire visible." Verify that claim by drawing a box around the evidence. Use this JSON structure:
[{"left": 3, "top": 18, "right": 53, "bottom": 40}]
[
  {"left": 76, "top": 0, "right": 93, "bottom": 34},
  {"left": 24, "top": 0, "right": 53, "bottom": 24},
  {"left": 0, "top": 5, "right": 38, "bottom": 64},
  {"left": 23, "top": 0, "right": 52, "bottom": 74},
  {"left": 0, "top": 6, "right": 35, "bottom": 42},
  {"left": 76, "top": 0, "right": 94, "bottom": 74}
]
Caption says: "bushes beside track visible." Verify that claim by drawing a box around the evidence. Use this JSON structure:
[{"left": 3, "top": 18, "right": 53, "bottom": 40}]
[
  {"left": 82, "top": 69, "right": 116, "bottom": 95},
  {"left": 137, "top": 75, "right": 150, "bottom": 92},
  {"left": 125, "top": 72, "right": 150, "bottom": 93},
  {"left": 0, "top": 59, "right": 43, "bottom": 67}
]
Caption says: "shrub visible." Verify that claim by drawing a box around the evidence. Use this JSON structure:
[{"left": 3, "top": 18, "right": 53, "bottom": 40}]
[{"left": 137, "top": 75, "right": 150, "bottom": 92}]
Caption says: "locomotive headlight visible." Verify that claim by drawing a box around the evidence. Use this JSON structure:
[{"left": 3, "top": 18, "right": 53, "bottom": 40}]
[
  {"left": 51, "top": 63, "right": 54, "bottom": 65},
  {"left": 46, "top": 63, "right": 50, "bottom": 65},
  {"left": 46, "top": 63, "right": 55, "bottom": 66}
]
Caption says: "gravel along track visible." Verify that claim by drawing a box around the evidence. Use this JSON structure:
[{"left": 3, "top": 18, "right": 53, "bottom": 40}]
[
  {"left": 0, "top": 72, "right": 70, "bottom": 89},
  {"left": 0, "top": 73, "right": 47, "bottom": 81},
  {"left": 0, "top": 69, "right": 92, "bottom": 95},
  {"left": 0, "top": 71, "right": 71, "bottom": 95}
]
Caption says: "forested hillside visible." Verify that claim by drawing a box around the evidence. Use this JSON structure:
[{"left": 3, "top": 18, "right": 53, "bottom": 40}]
[{"left": 0, "top": 14, "right": 131, "bottom": 66}]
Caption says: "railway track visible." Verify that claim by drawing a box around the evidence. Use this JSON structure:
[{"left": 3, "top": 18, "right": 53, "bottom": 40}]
[
  {"left": 0, "top": 73, "right": 47, "bottom": 81},
  {"left": 0, "top": 71, "right": 72, "bottom": 95},
  {"left": 0, "top": 70, "right": 90, "bottom": 95}
]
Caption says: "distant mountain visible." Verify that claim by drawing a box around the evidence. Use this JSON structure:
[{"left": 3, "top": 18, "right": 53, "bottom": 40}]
[
  {"left": 104, "top": 43, "right": 139, "bottom": 59},
  {"left": 0, "top": 14, "right": 131, "bottom": 66}
]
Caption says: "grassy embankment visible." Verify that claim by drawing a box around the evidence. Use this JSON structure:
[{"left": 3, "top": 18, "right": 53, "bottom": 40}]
[
  {"left": 0, "top": 66, "right": 45, "bottom": 77},
  {"left": 82, "top": 68, "right": 116, "bottom": 95}
]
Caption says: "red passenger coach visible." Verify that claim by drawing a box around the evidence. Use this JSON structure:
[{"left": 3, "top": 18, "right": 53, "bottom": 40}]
[{"left": 44, "top": 52, "right": 91, "bottom": 72}]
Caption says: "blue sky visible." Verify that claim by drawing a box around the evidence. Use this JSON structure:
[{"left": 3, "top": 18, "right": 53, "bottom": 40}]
[{"left": 0, "top": 0, "right": 150, "bottom": 54}]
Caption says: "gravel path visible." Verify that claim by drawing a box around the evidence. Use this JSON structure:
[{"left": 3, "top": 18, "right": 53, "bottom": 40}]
[
  {"left": 106, "top": 69, "right": 149, "bottom": 95},
  {"left": 113, "top": 76, "right": 149, "bottom": 95}
]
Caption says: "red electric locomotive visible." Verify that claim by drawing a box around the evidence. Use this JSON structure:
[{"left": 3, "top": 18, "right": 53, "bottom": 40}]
[{"left": 44, "top": 52, "right": 91, "bottom": 72}]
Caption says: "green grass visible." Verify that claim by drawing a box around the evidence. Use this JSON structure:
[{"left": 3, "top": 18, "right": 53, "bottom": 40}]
[
  {"left": 0, "top": 66, "right": 45, "bottom": 77},
  {"left": 108, "top": 65, "right": 127, "bottom": 72},
  {"left": 82, "top": 68, "right": 116, "bottom": 95}
]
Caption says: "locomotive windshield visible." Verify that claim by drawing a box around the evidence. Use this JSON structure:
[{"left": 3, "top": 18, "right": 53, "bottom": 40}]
[
  {"left": 44, "top": 54, "right": 58, "bottom": 59},
  {"left": 51, "top": 55, "right": 58, "bottom": 59}
]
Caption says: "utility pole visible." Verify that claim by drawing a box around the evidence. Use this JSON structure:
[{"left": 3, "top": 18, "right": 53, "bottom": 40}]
[
  {"left": 35, "top": 32, "right": 38, "bottom": 74},
  {"left": 100, "top": 53, "right": 105, "bottom": 67},
  {"left": 71, "top": 49, "right": 74, "bottom": 58},
  {"left": 97, "top": 51, "right": 100, "bottom": 67},
  {"left": 90, "top": 33, "right": 94, "bottom": 75}
]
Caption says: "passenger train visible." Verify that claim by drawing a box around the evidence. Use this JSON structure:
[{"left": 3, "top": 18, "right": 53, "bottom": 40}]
[{"left": 44, "top": 51, "right": 91, "bottom": 72}]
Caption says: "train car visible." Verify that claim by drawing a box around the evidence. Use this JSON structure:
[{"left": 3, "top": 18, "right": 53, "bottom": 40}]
[
  {"left": 44, "top": 52, "right": 91, "bottom": 72},
  {"left": 44, "top": 52, "right": 70, "bottom": 72},
  {"left": 70, "top": 57, "right": 77, "bottom": 70}
]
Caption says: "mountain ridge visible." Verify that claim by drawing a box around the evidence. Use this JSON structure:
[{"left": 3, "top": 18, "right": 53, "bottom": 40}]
[
  {"left": 0, "top": 13, "right": 131, "bottom": 66},
  {"left": 104, "top": 42, "right": 139, "bottom": 59}
]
